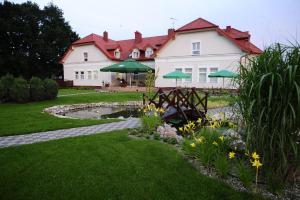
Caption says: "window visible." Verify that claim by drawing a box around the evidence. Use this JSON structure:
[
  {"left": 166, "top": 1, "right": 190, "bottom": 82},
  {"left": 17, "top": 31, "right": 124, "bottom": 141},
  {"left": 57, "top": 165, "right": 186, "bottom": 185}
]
[
  {"left": 75, "top": 71, "right": 79, "bottom": 79},
  {"left": 88, "top": 71, "right": 92, "bottom": 80},
  {"left": 84, "top": 52, "right": 88, "bottom": 61},
  {"left": 192, "top": 42, "right": 200, "bottom": 55},
  {"left": 80, "top": 71, "right": 85, "bottom": 79},
  {"left": 93, "top": 70, "right": 98, "bottom": 80},
  {"left": 132, "top": 49, "right": 140, "bottom": 59},
  {"left": 145, "top": 47, "right": 153, "bottom": 58},
  {"left": 114, "top": 49, "right": 120, "bottom": 59},
  {"left": 199, "top": 68, "right": 207, "bottom": 83},
  {"left": 210, "top": 68, "right": 218, "bottom": 83},
  {"left": 184, "top": 68, "right": 192, "bottom": 83}
]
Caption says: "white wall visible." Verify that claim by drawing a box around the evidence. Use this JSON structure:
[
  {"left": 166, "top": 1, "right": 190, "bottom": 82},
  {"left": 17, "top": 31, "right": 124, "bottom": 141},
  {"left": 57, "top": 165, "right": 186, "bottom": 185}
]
[
  {"left": 63, "top": 44, "right": 115, "bottom": 86},
  {"left": 155, "top": 30, "right": 244, "bottom": 88}
]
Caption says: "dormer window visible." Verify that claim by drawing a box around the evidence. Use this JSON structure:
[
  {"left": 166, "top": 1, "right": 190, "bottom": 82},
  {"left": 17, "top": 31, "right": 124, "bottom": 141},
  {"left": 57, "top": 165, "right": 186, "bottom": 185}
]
[
  {"left": 145, "top": 47, "right": 153, "bottom": 58},
  {"left": 114, "top": 49, "right": 121, "bottom": 59},
  {"left": 84, "top": 52, "right": 88, "bottom": 61},
  {"left": 132, "top": 48, "right": 140, "bottom": 59}
]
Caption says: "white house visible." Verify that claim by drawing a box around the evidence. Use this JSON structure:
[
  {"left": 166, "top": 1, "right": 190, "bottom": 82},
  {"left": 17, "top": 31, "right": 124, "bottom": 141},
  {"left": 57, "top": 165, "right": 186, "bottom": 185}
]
[{"left": 60, "top": 18, "right": 261, "bottom": 88}]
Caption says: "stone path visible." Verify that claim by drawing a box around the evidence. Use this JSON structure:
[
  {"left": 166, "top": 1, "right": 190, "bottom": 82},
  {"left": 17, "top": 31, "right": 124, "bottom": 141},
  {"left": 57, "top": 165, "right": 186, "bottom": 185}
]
[{"left": 0, "top": 118, "right": 141, "bottom": 148}]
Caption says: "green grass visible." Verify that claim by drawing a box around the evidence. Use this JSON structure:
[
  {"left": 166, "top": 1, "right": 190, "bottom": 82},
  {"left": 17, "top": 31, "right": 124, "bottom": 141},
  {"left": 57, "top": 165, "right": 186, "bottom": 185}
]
[
  {"left": 0, "top": 89, "right": 235, "bottom": 136},
  {"left": 0, "top": 130, "right": 261, "bottom": 200},
  {"left": 0, "top": 91, "right": 143, "bottom": 136}
]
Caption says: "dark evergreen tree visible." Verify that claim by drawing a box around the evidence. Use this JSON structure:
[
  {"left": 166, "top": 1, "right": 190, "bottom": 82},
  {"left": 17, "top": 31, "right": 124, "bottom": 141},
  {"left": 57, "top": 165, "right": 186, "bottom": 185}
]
[{"left": 0, "top": 1, "right": 79, "bottom": 79}]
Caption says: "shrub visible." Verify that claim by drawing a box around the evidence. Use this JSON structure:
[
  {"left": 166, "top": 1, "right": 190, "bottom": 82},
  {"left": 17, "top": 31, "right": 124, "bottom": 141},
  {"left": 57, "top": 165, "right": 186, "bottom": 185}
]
[
  {"left": 237, "top": 44, "right": 300, "bottom": 182},
  {"left": 141, "top": 115, "right": 162, "bottom": 135},
  {"left": 10, "top": 77, "right": 29, "bottom": 103},
  {"left": 0, "top": 74, "right": 14, "bottom": 102},
  {"left": 30, "top": 77, "right": 45, "bottom": 101},
  {"left": 237, "top": 161, "right": 254, "bottom": 189},
  {"left": 214, "top": 155, "right": 229, "bottom": 178},
  {"left": 43, "top": 79, "right": 58, "bottom": 99}
]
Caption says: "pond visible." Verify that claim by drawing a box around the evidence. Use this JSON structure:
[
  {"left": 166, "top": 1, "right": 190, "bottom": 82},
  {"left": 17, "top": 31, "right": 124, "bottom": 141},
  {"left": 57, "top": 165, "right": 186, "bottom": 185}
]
[{"left": 63, "top": 106, "right": 140, "bottom": 119}]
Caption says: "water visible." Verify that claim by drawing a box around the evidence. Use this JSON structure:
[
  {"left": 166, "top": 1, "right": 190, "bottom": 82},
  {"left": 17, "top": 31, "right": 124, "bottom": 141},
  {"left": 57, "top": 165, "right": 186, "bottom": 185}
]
[{"left": 64, "top": 106, "right": 140, "bottom": 119}]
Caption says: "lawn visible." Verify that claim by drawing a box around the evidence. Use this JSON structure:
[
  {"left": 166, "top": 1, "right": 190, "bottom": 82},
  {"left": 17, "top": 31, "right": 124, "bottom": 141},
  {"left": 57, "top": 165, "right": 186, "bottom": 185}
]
[
  {"left": 0, "top": 89, "right": 235, "bottom": 137},
  {"left": 0, "top": 130, "right": 261, "bottom": 200},
  {"left": 0, "top": 91, "right": 143, "bottom": 136},
  {"left": 58, "top": 88, "right": 96, "bottom": 95}
]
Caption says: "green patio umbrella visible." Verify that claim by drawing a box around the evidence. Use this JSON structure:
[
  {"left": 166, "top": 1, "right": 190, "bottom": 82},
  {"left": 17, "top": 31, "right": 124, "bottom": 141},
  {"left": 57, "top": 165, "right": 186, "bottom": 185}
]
[
  {"left": 163, "top": 71, "right": 191, "bottom": 87},
  {"left": 208, "top": 69, "right": 238, "bottom": 88},
  {"left": 100, "top": 59, "right": 154, "bottom": 86}
]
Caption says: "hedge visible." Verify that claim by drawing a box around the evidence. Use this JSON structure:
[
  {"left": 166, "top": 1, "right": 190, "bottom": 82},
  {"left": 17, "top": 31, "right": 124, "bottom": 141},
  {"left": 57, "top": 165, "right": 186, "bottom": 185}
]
[{"left": 0, "top": 75, "right": 58, "bottom": 103}]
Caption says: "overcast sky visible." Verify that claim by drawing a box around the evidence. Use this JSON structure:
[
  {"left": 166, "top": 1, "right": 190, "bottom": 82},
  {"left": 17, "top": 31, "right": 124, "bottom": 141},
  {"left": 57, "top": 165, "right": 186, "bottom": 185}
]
[{"left": 6, "top": 0, "right": 300, "bottom": 49}]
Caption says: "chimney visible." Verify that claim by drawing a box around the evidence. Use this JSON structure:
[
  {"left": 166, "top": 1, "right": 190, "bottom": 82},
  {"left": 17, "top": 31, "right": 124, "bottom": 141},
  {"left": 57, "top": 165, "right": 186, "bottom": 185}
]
[
  {"left": 103, "top": 31, "right": 108, "bottom": 41},
  {"left": 135, "top": 31, "right": 142, "bottom": 43},
  {"left": 225, "top": 26, "right": 231, "bottom": 32},
  {"left": 168, "top": 28, "right": 175, "bottom": 39}
]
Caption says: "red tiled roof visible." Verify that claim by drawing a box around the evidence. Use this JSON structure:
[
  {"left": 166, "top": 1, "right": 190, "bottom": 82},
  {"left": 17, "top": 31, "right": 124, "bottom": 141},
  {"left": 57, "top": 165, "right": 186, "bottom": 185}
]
[
  {"left": 176, "top": 18, "right": 218, "bottom": 32},
  {"left": 60, "top": 18, "right": 262, "bottom": 63}
]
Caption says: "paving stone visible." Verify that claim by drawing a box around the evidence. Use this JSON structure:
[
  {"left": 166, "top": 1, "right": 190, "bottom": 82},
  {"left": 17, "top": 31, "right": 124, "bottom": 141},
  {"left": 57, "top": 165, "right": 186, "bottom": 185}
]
[{"left": 0, "top": 118, "right": 141, "bottom": 148}]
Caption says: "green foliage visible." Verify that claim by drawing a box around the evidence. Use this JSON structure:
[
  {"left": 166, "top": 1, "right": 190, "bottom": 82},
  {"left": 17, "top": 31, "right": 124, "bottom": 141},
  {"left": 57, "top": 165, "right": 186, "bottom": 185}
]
[
  {"left": 214, "top": 155, "right": 230, "bottom": 178},
  {"left": 43, "top": 79, "right": 58, "bottom": 99},
  {"left": 145, "top": 69, "right": 158, "bottom": 96},
  {"left": 141, "top": 115, "right": 162, "bottom": 135},
  {"left": 237, "top": 161, "right": 254, "bottom": 189},
  {"left": 0, "top": 79, "right": 4, "bottom": 101},
  {"left": 30, "top": 77, "right": 45, "bottom": 101},
  {"left": 237, "top": 44, "right": 300, "bottom": 181},
  {"left": 182, "top": 128, "right": 230, "bottom": 166},
  {"left": 0, "top": 1, "right": 79, "bottom": 78},
  {"left": 0, "top": 74, "right": 14, "bottom": 102},
  {"left": 10, "top": 77, "right": 29, "bottom": 103},
  {"left": 153, "top": 132, "right": 160, "bottom": 140},
  {"left": 166, "top": 137, "right": 178, "bottom": 145}
]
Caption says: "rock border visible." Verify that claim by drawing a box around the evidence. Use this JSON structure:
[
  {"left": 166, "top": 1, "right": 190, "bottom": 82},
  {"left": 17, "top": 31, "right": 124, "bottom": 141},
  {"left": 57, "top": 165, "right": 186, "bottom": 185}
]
[{"left": 43, "top": 101, "right": 143, "bottom": 119}]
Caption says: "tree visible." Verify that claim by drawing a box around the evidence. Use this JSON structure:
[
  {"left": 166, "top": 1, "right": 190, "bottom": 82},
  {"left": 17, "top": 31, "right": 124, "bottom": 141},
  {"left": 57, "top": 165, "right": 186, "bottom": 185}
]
[{"left": 0, "top": 1, "right": 79, "bottom": 79}]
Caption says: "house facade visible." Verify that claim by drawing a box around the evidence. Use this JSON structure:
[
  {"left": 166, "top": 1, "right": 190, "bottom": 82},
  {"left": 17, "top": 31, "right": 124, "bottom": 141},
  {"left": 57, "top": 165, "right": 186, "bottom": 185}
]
[{"left": 61, "top": 18, "right": 261, "bottom": 88}]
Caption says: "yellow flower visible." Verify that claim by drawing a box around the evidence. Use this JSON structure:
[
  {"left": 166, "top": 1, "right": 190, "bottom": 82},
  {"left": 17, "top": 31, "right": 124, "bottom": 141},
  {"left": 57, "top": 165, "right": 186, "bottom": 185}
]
[
  {"left": 179, "top": 127, "right": 183, "bottom": 132},
  {"left": 195, "top": 136, "right": 205, "bottom": 144},
  {"left": 197, "top": 118, "right": 202, "bottom": 124},
  {"left": 229, "top": 151, "right": 235, "bottom": 159},
  {"left": 219, "top": 135, "right": 224, "bottom": 142},
  {"left": 159, "top": 108, "right": 165, "bottom": 113},
  {"left": 251, "top": 152, "right": 260, "bottom": 160},
  {"left": 251, "top": 159, "right": 263, "bottom": 168},
  {"left": 212, "top": 141, "right": 218, "bottom": 146},
  {"left": 154, "top": 112, "right": 158, "bottom": 117},
  {"left": 190, "top": 143, "right": 196, "bottom": 148}
]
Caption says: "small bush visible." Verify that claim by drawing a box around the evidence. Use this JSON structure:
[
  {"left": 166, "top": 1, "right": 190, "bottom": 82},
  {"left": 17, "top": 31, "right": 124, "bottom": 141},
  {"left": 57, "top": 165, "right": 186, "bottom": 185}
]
[
  {"left": 0, "top": 74, "right": 14, "bottom": 102},
  {"left": 30, "top": 77, "right": 45, "bottom": 101},
  {"left": 43, "top": 79, "right": 58, "bottom": 99},
  {"left": 141, "top": 115, "right": 162, "bottom": 134},
  {"left": 237, "top": 161, "right": 254, "bottom": 189},
  {"left": 10, "top": 77, "right": 29, "bottom": 103},
  {"left": 214, "top": 155, "right": 229, "bottom": 178}
]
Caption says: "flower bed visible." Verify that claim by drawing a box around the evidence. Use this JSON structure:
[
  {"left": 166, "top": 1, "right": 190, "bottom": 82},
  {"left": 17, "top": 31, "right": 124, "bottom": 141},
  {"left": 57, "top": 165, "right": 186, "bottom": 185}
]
[{"left": 129, "top": 104, "right": 300, "bottom": 199}]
